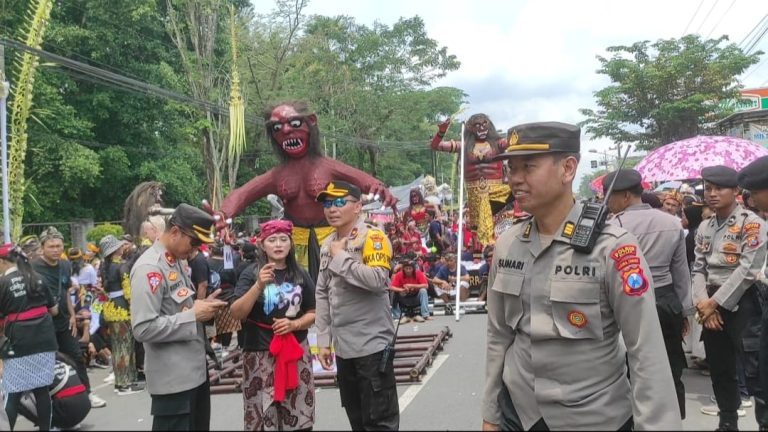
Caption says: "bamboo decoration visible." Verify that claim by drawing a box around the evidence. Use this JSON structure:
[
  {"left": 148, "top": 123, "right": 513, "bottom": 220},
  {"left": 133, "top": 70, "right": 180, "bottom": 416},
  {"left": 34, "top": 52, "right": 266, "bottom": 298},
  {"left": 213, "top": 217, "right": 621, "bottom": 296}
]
[
  {"left": 8, "top": 0, "right": 53, "bottom": 240},
  {"left": 227, "top": 5, "right": 245, "bottom": 160}
]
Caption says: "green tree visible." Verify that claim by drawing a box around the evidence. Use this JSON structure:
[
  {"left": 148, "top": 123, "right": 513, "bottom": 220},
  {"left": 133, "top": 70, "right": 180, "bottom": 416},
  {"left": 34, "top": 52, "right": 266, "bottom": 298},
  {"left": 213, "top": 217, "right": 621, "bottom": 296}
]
[
  {"left": 580, "top": 35, "right": 761, "bottom": 151},
  {"left": 2, "top": 0, "right": 209, "bottom": 229},
  {"left": 576, "top": 156, "right": 645, "bottom": 199}
]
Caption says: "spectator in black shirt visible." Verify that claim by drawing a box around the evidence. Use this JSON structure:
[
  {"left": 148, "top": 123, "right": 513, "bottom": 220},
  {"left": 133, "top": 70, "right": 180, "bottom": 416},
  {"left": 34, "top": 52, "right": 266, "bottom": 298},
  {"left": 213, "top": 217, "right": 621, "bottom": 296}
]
[
  {"left": 682, "top": 203, "right": 705, "bottom": 269},
  {"left": 32, "top": 227, "right": 106, "bottom": 409},
  {"left": 188, "top": 248, "right": 209, "bottom": 300},
  {"left": 426, "top": 210, "right": 448, "bottom": 255},
  {"left": 230, "top": 220, "right": 316, "bottom": 431},
  {"left": 207, "top": 243, "right": 241, "bottom": 350},
  {"left": 0, "top": 243, "right": 58, "bottom": 431}
]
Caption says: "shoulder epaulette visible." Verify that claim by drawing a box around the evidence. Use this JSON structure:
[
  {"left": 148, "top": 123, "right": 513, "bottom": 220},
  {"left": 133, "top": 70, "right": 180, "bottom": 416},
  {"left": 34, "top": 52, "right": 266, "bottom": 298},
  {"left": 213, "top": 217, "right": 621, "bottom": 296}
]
[{"left": 512, "top": 214, "right": 532, "bottom": 225}]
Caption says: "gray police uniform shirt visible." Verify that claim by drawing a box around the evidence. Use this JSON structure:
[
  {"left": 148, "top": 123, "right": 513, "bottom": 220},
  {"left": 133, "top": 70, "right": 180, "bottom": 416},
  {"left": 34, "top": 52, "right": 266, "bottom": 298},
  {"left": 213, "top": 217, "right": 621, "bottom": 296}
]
[
  {"left": 130, "top": 242, "right": 205, "bottom": 395},
  {"left": 315, "top": 219, "right": 395, "bottom": 359},
  {"left": 609, "top": 203, "right": 694, "bottom": 315},
  {"left": 483, "top": 203, "right": 681, "bottom": 430},
  {"left": 691, "top": 204, "right": 768, "bottom": 308}
]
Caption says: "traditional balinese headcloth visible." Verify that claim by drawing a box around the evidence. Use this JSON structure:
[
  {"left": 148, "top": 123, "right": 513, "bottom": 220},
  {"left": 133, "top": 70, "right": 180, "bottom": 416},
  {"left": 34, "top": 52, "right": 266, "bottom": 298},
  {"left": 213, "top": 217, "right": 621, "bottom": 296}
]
[
  {"left": 86, "top": 243, "right": 100, "bottom": 255},
  {"left": 19, "top": 235, "right": 40, "bottom": 255},
  {"left": 67, "top": 247, "right": 83, "bottom": 260},
  {"left": 663, "top": 191, "right": 683, "bottom": 204},
  {"left": 258, "top": 220, "right": 294, "bottom": 241},
  {"left": 39, "top": 226, "right": 64, "bottom": 245}
]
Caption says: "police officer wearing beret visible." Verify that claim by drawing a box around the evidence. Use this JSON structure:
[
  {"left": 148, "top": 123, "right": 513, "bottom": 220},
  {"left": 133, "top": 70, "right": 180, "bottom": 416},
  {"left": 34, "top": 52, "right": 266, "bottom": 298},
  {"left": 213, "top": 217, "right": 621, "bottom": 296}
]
[
  {"left": 694, "top": 165, "right": 768, "bottom": 430},
  {"left": 314, "top": 180, "right": 400, "bottom": 431},
  {"left": 603, "top": 168, "right": 693, "bottom": 419},
  {"left": 738, "top": 156, "right": 768, "bottom": 428},
  {"left": 482, "top": 122, "right": 680, "bottom": 430},
  {"left": 130, "top": 204, "right": 228, "bottom": 431}
]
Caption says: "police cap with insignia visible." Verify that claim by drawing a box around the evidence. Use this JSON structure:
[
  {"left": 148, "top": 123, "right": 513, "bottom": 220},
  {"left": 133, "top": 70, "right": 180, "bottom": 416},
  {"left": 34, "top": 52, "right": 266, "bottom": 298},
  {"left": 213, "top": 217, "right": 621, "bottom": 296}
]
[
  {"left": 316, "top": 180, "right": 362, "bottom": 202},
  {"left": 493, "top": 121, "right": 581, "bottom": 159},
  {"left": 701, "top": 165, "right": 739, "bottom": 188},
  {"left": 738, "top": 156, "right": 768, "bottom": 191},
  {"left": 602, "top": 169, "right": 643, "bottom": 194},
  {"left": 168, "top": 203, "right": 216, "bottom": 244}
]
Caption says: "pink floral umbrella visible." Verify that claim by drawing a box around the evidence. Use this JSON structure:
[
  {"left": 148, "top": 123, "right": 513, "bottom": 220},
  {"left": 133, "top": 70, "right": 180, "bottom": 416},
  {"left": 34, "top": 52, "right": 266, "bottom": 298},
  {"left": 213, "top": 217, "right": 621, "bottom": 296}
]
[{"left": 635, "top": 136, "right": 768, "bottom": 182}]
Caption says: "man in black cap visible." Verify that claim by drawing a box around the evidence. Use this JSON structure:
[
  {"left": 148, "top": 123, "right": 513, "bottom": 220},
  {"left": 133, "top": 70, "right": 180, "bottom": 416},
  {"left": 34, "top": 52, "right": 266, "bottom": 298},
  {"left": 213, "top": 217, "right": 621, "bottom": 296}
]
[
  {"left": 603, "top": 168, "right": 693, "bottom": 419},
  {"left": 314, "top": 180, "right": 399, "bottom": 430},
  {"left": 482, "top": 122, "right": 679, "bottom": 430},
  {"left": 739, "top": 156, "right": 768, "bottom": 212},
  {"left": 739, "top": 155, "right": 768, "bottom": 428},
  {"left": 693, "top": 165, "right": 768, "bottom": 430},
  {"left": 130, "top": 203, "right": 228, "bottom": 431}
]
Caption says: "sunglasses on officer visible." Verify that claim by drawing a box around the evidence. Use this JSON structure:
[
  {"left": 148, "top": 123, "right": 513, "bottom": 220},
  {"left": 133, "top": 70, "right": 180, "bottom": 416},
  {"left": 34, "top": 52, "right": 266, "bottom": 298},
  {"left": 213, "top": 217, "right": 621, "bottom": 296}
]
[{"left": 322, "top": 197, "right": 359, "bottom": 209}]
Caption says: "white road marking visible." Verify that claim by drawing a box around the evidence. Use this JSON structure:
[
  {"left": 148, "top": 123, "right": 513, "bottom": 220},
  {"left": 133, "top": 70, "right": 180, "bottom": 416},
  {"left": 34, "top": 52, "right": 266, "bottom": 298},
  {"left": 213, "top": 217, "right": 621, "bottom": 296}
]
[{"left": 398, "top": 353, "right": 449, "bottom": 414}]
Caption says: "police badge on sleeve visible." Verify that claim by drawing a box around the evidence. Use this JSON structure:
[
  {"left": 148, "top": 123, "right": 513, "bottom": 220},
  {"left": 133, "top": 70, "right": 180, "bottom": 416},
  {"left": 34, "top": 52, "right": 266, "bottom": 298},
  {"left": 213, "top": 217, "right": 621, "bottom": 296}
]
[{"left": 610, "top": 245, "right": 649, "bottom": 297}]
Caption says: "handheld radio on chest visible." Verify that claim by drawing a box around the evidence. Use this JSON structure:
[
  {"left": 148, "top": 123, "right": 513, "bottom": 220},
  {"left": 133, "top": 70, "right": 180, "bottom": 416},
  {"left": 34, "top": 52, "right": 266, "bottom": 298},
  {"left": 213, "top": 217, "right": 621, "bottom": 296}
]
[{"left": 571, "top": 146, "right": 632, "bottom": 253}]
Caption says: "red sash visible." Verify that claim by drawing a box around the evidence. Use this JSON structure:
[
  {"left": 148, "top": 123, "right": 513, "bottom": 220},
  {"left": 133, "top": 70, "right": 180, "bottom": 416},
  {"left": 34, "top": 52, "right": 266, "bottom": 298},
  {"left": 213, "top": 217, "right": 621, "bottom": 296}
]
[
  {"left": 54, "top": 384, "right": 86, "bottom": 400},
  {"left": 250, "top": 320, "right": 304, "bottom": 402},
  {"left": 0, "top": 305, "right": 47, "bottom": 325}
]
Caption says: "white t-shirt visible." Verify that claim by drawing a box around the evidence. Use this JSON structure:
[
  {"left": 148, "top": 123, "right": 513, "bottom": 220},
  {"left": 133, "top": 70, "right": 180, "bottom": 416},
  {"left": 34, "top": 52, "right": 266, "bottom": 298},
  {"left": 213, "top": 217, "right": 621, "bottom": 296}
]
[{"left": 76, "top": 263, "right": 98, "bottom": 286}]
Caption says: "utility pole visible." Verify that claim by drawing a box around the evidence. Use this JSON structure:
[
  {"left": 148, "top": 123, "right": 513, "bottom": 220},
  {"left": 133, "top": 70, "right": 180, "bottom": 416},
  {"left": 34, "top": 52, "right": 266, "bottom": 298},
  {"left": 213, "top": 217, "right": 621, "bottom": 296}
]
[{"left": 0, "top": 44, "right": 11, "bottom": 243}]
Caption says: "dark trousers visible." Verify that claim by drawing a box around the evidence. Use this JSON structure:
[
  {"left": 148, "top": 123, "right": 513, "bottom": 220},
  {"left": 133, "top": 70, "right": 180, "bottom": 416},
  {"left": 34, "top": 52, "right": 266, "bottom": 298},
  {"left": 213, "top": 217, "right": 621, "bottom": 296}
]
[
  {"left": 55, "top": 329, "right": 90, "bottom": 393},
  {"left": 703, "top": 287, "right": 768, "bottom": 427},
  {"left": 655, "top": 285, "right": 687, "bottom": 419},
  {"left": 336, "top": 350, "right": 399, "bottom": 431},
  {"left": 150, "top": 379, "right": 210, "bottom": 431},
  {"left": 5, "top": 387, "right": 51, "bottom": 431},
  {"left": 135, "top": 340, "right": 145, "bottom": 373}
]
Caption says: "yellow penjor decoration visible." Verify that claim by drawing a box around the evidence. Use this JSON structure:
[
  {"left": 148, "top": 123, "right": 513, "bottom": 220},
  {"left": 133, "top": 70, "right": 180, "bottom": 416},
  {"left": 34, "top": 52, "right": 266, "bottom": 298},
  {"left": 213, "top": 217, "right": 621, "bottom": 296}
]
[
  {"left": 8, "top": 0, "right": 53, "bottom": 239},
  {"left": 227, "top": 5, "right": 246, "bottom": 160}
]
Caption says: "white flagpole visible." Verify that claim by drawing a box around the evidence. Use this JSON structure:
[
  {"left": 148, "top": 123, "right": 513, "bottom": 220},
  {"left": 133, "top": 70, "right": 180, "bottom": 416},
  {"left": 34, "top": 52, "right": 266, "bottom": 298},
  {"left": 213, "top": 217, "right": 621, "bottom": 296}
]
[{"left": 454, "top": 122, "right": 466, "bottom": 321}]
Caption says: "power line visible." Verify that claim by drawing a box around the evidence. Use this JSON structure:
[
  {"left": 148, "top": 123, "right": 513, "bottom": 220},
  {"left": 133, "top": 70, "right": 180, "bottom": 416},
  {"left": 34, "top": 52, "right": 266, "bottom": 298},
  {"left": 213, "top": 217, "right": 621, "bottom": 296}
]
[
  {"left": 739, "top": 14, "right": 768, "bottom": 48},
  {"left": 0, "top": 38, "right": 457, "bottom": 151},
  {"left": 0, "top": 37, "right": 232, "bottom": 118},
  {"left": 744, "top": 21, "right": 768, "bottom": 55},
  {"left": 695, "top": 0, "right": 722, "bottom": 34},
  {"left": 682, "top": 0, "right": 707, "bottom": 36},
  {"left": 741, "top": 15, "right": 768, "bottom": 53},
  {"left": 5, "top": 9, "right": 152, "bottom": 84},
  {"left": 705, "top": 0, "right": 737, "bottom": 38}
]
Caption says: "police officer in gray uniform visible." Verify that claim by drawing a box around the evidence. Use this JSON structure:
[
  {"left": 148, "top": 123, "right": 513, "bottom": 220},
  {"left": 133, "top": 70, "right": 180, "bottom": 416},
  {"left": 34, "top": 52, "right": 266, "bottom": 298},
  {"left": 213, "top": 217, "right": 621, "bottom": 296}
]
[
  {"left": 693, "top": 165, "right": 768, "bottom": 430},
  {"left": 130, "top": 204, "right": 227, "bottom": 431},
  {"left": 603, "top": 168, "right": 693, "bottom": 419},
  {"left": 738, "top": 157, "right": 768, "bottom": 429},
  {"left": 482, "top": 122, "right": 680, "bottom": 431},
  {"left": 314, "top": 180, "right": 399, "bottom": 431}
]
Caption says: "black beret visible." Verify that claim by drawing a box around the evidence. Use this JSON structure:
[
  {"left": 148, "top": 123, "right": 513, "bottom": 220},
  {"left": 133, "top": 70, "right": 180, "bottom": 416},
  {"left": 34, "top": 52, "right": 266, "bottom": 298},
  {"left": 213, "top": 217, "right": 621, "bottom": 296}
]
[
  {"left": 641, "top": 192, "right": 662, "bottom": 208},
  {"left": 494, "top": 122, "right": 580, "bottom": 159},
  {"left": 168, "top": 203, "right": 216, "bottom": 244},
  {"left": 603, "top": 169, "right": 642, "bottom": 194},
  {"left": 701, "top": 165, "right": 739, "bottom": 188},
  {"left": 316, "top": 180, "right": 362, "bottom": 202},
  {"left": 738, "top": 156, "right": 768, "bottom": 191}
]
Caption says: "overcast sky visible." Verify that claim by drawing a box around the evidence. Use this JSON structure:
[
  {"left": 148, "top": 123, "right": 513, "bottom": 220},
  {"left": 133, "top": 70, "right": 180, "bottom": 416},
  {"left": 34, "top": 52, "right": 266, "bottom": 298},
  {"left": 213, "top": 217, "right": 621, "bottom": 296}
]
[{"left": 253, "top": 0, "right": 768, "bottom": 190}]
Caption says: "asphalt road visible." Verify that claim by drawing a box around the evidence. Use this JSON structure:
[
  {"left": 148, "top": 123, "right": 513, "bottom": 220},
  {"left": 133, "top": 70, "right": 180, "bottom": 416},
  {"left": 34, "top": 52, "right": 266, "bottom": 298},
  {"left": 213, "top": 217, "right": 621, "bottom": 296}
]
[{"left": 14, "top": 314, "right": 760, "bottom": 430}]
